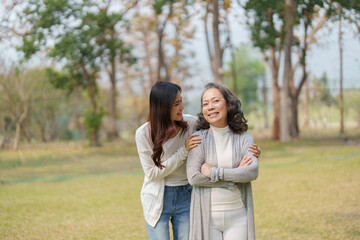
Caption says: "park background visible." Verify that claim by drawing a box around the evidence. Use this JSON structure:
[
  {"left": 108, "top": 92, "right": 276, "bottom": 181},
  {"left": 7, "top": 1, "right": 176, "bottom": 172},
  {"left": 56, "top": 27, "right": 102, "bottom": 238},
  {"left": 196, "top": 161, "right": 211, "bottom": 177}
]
[{"left": 0, "top": 0, "right": 359, "bottom": 239}]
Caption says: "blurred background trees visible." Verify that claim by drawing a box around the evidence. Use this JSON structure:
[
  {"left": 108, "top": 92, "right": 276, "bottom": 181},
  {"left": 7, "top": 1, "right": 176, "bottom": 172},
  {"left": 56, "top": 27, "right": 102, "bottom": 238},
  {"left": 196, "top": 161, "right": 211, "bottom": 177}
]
[{"left": 0, "top": 0, "right": 359, "bottom": 149}]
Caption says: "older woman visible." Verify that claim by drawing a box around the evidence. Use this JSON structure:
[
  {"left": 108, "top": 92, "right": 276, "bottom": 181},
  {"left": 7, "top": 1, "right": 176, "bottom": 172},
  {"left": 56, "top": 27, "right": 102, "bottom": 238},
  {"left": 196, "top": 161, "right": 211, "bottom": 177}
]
[{"left": 187, "top": 82, "right": 259, "bottom": 240}]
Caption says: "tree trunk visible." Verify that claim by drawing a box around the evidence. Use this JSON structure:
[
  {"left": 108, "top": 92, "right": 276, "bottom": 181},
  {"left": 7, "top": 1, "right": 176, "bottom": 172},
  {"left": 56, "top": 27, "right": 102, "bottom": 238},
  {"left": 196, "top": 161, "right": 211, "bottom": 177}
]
[
  {"left": 74, "top": 89, "right": 84, "bottom": 139},
  {"left": 304, "top": 79, "right": 310, "bottom": 128},
  {"left": 107, "top": 59, "right": 119, "bottom": 141},
  {"left": 13, "top": 116, "right": 26, "bottom": 150},
  {"left": 212, "top": 0, "right": 222, "bottom": 83},
  {"left": 339, "top": 11, "right": 344, "bottom": 134},
  {"left": 35, "top": 116, "right": 47, "bottom": 142},
  {"left": 157, "top": 28, "right": 170, "bottom": 82},
  {"left": 13, "top": 121, "right": 21, "bottom": 150},
  {"left": 12, "top": 101, "right": 29, "bottom": 150},
  {"left": 204, "top": 4, "right": 217, "bottom": 83},
  {"left": 281, "top": 0, "right": 295, "bottom": 142},
  {"left": 261, "top": 75, "right": 269, "bottom": 129},
  {"left": 263, "top": 8, "right": 281, "bottom": 140},
  {"left": 88, "top": 84, "right": 100, "bottom": 146},
  {"left": 272, "top": 75, "right": 280, "bottom": 140},
  {"left": 289, "top": 68, "right": 304, "bottom": 139},
  {"left": 204, "top": 0, "right": 223, "bottom": 83},
  {"left": 0, "top": 135, "right": 5, "bottom": 149},
  {"left": 289, "top": 13, "right": 316, "bottom": 138},
  {"left": 81, "top": 63, "right": 101, "bottom": 146},
  {"left": 155, "top": 5, "right": 172, "bottom": 82},
  {"left": 21, "top": 120, "right": 32, "bottom": 143},
  {"left": 231, "top": 48, "right": 238, "bottom": 96},
  {"left": 290, "top": 95, "right": 299, "bottom": 138},
  {"left": 228, "top": 19, "right": 238, "bottom": 96},
  {"left": 142, "top": 26, "right": 156, "bottom": 85},
  {"left": 358, "top": 106, "right": 360, "bottom": 128},
  {"left": 267, "top": 47, "right": 281, "bottom": 140}
]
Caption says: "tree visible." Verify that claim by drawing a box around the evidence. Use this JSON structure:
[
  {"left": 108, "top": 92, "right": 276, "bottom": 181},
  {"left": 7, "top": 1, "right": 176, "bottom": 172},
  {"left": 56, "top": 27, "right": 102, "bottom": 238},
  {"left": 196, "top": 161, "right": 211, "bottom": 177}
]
[
  {"left": 153, "top": 0, "right": 175, "bottom": 82},
  {"left": 21, "top": 0, "right": 135, "bottom": 145},
  {"left": 326, "top": 0, "right": 360, "bottom": 133},
  {"left": 224, "top": 45, "right": 265, "bottom": 112},
  {"left": 151, "top": 0, "right": 196, "bottom": 82},
  {"left": 303, "top": 78, "right": 310, "bottom": 128},
  {"left": 0, "top": 65, "right": 36, "bottom": 150},
  {"left": 203, "top": 0, "right": 232, "bottom": 83},
  {"left": 101, "top": 0, "right": 196, "bottom": 135},
  {"left": 338, "top": 5, "right": 344, "bottom": 134},
  {"left": 244, "top": 0, "right": 284, "bottom": 140},
  {"left": 82, "top": 4, "right": 136, "bottom": 140},
  {"left": 30, "top": 68, "right": 84, "bottom": 142},
  {"left": 244, "top": 0, "right": 330, "bottom": 140},
  {"left": 311, "top": 73, "right": 335, "bottom": 107},
  {"left": 288, "top": 0, "right": 327, "bottom": 138},
  {"left": 280, "top": 0, "right": 295, "bottom": 142},
  {"left": 309, "top": 73, "right": 336, "bottom": 127},
  {"left": 167, "top": 2, "right": 197, "bottom": 84}
]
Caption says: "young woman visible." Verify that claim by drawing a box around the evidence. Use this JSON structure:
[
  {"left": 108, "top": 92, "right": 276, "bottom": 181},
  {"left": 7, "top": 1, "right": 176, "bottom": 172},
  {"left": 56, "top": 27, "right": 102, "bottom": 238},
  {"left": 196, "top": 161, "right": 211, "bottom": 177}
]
[
  {"left": 187, "top": 82, "right": 259, "bottom": 240},
  {"left": 135, "top": 81, "right": 261, "bottom": 240}
]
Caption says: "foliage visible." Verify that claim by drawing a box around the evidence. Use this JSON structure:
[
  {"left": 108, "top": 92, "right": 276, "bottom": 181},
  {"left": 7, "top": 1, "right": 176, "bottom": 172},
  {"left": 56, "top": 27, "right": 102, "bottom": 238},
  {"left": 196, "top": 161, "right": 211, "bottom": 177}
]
[
  {"left": 46, "top": 68, "right": 76, "bottom": 94},
  {"left": 84, "top": 108, "right": 105, "bottom": 135},
  {"left": 244, "top": 0, "right": 285, "bottom": 51},
  {"left": 1, "top": 0, "right": 358, "bottom": 145},
  {"left": 311, "top": 73, "right": 336, "bottom": 107},
  {"left": 0, "top": 65, "right": 82, "bottom": 147},
  {"left": 20, "top": 0, "right": 136, "bottom": 145}
]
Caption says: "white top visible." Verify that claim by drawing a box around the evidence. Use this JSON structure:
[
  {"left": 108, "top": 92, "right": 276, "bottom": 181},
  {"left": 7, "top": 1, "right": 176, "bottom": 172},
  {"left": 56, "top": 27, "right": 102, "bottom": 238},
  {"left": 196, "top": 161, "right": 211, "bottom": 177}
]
[
  {"left": 164, "top": 129, "right": 190, "bottom": 186},
  {"left": 135, "top": 114, "right": 197, "bottom": 227},
  {"left": 210, "top": 125, "right": 243, "bottom": 211}
]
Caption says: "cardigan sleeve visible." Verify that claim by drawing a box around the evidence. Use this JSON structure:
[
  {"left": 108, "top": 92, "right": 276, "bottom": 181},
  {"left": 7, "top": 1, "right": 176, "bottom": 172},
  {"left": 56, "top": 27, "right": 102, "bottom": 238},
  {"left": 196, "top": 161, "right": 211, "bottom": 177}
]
[
  {"left": 209, "top": 132, "right": 259, "bottom": 183},
  {"left": 186, "top": 132, "right": 235, "bottom": 189},
  {"left": 135, "top": 127, "right": 188, "bottom": 182}
]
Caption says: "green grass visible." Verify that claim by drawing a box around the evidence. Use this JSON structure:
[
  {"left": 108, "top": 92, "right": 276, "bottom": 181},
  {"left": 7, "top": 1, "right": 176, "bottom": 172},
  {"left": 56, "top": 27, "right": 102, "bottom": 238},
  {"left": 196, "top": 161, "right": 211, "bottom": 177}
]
[{"left": 0, "top": 137, "right": 359, "bottom": 240}]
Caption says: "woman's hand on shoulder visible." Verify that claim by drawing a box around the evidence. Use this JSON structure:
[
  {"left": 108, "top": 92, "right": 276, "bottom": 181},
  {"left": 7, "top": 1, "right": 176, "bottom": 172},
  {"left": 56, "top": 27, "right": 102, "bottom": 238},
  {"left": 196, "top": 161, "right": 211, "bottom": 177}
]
[
  {"left": 248, "top": 144, "right": 261, "bottom": 159},
  {"left": 185, "top": 133, "right": 202, "bottom": 151}
]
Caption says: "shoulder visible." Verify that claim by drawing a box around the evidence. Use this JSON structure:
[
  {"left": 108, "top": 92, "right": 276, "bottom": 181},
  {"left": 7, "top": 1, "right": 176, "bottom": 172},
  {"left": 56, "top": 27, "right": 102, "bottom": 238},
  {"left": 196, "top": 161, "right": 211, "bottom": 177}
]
[
  {"left": 239, "top": 131, "right": 252, "bottom": 138},
  {"left": 235, "top": 131, "right": 254, "bottom": 144},
  {"left": 183, "top": 114, "right": 198, "bottom": 131},
  {"left": 135, "top": 122, "right": 150, "bottom": 141},
  {"left": 183, "top": 114, "right": 197, "bottom": 125}
]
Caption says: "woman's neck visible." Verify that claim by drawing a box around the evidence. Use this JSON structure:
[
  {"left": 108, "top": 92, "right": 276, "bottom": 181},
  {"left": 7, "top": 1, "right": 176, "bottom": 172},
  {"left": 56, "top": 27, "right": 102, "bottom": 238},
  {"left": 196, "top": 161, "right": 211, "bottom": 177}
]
[{"left": 210, "top": 124, "right": 230, "bottom": 132}]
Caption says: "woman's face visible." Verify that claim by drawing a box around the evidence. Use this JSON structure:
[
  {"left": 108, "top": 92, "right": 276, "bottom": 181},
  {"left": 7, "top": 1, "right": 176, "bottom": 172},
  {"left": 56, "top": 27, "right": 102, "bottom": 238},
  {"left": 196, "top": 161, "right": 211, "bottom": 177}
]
[
  {"left": 202, "top": 88, "right": 228, "bottom": 128},
  {"left": 170, "top": 91, "right": 184, "bottom": 122}
]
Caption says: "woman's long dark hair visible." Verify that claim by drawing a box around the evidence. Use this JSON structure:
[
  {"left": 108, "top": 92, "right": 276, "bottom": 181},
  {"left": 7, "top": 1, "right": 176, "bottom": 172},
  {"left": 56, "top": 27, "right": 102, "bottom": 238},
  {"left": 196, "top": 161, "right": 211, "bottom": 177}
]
[
  {"left": 148, "top": 81, "right": 188, "bottom": 169},
  {"left": 197, "top": 82, "right": 248, "bottom": 133}
]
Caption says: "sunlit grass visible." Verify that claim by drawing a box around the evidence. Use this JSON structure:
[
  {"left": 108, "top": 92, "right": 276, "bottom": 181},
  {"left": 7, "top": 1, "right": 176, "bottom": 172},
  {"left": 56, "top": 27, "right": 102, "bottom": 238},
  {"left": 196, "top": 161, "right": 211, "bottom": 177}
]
[
  {"left": 254, "top": 155, "right": 359, "bottom": 240},
  {"left": 0, "top": 136, "right": 359, "bottom": 239},
  {"left": 0, "top": 140, "right": 140, "bottom": 183},
  {"left": 0, "top": 175, "right": 147, "bottom": 240}
]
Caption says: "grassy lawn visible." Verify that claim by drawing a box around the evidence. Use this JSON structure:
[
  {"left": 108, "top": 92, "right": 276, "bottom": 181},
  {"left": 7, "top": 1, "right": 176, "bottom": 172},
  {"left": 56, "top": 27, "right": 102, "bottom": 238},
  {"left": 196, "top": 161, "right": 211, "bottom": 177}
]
[{"left": 0, "top": 136, "right": 359, "bottom": 240}]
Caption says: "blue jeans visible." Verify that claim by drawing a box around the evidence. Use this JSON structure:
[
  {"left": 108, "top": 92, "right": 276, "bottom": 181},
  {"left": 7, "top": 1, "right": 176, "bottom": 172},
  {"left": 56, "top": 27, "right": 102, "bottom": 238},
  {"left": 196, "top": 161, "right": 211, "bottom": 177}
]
[{"left": 146, "top": 184, "right": 192, "bottom": 240}]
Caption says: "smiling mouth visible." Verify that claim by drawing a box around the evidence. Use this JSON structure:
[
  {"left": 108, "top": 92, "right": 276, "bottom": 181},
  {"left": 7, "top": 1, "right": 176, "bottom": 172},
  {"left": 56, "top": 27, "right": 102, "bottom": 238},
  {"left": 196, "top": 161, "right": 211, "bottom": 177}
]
[{"left": 208, "top": 113, "right": 218, "bottom": 118}]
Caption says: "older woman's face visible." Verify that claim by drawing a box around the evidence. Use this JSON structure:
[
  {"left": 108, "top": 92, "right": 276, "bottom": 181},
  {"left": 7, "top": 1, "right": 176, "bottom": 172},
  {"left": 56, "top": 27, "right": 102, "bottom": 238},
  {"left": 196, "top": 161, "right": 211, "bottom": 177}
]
[{"left": 202, "top": 88, "right": 228, "bottom": 128}]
